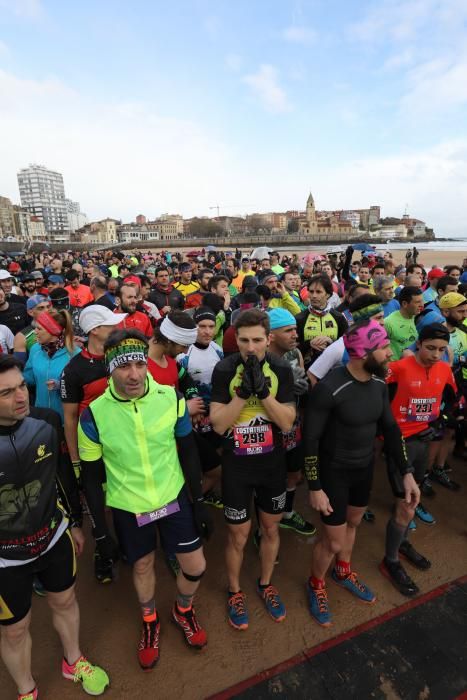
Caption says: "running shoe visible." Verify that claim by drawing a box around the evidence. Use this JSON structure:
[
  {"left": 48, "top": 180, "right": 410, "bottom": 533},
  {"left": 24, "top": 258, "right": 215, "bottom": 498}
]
[
  {"left": 279, "top": 511, "right": 316, "bottom": 536},
  {"left": 62, "top": 655, "right": 109, "bottom": 695},
  {"left": 306, "top": 581, "right": 332, "bottom": 627},
  {"left": 420, "top": 477, "right": 436, "bottom": 498},
  {"left": 94, "top": 550, "right": 114, "bottom": 584},
  {"left": 430, "top": 467, "right": 461, "bottom": 491},
  {"left": 32, "top": 577, "right": 47, "bottom": 597},
  {"left": 203, "top": 490, "right": 223, "bottom": 509},
  {"left": 252, "top": 529, "right": 279, "bottom": 565},
  {"left": 256, "top": 581, "right": 286, "bottom": 622},
  {"left": 227, "top": 591, "right": 249, "bottom": 630},
  {"left": 172, "top": 604, "right": 207, "bottom": 648},
  {"left": 379, "top": 558, "right": 419, "bottom": 597},
  {"left": 415, "top": 503, "right": 436, "bottom": 525},
  {"left": 399, "top": 541, "right": 431, "bottom": 570},
  {"left": 18, "top": 688, "right": 38, "bottom": 700},
  {"left": 331, "top": 570, "right": 376, "bottom": 604},
  {"left": 363, "top": 509, "right": 375, "bottom": 523},
  {"left": 137, "top": 618, "right": 160, "bottom": 670},
  {"left": 408, "top": 519, "right": 417, "bottom": 531}
]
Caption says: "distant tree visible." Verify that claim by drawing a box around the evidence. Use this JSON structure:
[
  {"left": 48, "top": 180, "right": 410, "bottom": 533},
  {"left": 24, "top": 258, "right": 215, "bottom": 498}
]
[
  {"left": 287, "top": 219, "right": 299, "bottom": 233},
  {"left": 189, "top": 218, "right": 223, "bottom": 238}
]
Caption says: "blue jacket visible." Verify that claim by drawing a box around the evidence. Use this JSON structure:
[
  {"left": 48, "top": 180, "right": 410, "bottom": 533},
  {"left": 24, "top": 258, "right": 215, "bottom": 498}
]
[{"left": 24, "top": 343, "right": 81, "bottom": 422}]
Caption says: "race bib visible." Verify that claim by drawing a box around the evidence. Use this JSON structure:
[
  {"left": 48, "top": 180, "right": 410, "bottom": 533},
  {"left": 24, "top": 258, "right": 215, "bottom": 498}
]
[
  {"left": 233, "top": 423, "right": 274, "bottom": 456},
  {"left": 282, "top": 419, "right": 302, "bottom": 451},
  {"left": 407, "top": 397, "right": 436, "bottom": 423},
  {"left": 136, "top": 499, "right": 180, "bottom": 527}
]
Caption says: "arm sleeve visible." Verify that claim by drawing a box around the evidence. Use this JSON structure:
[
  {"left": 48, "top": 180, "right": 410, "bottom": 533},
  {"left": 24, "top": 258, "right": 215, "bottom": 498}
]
[
  {"left": 178, "top": 360, "right": 200, "bottom": 400},
  {"left": 275, "top": 364, "right": 295, "bottom": 404},
  {"left": 23, "top": 349, "right": 36, "bottom": 387},
  {"left": 174, "top": 392, "right": 203, "bottom": 500},
  {"left": 303, "top": 382, "right": 334, "bottom": 490},
  {"left": 378, "top": 386, "right": 411, "bottom": 476},
  {"left": 78, "top": 407, "right": 109, "bottom": 537},
  {"left": 308, "top": 340, "right": 343, "bottom": 380},
  {"left": 281, "top": 293, "right": 301, "bottom": 316},
  {"left": 210, "top": 363, "right": 232, "bottom": 404},
  {"left": 335, "top": 311, "right": 349, "bottom": 337},
  {"left": 440, "top": 382, "right": 458, "bottom": 425}
]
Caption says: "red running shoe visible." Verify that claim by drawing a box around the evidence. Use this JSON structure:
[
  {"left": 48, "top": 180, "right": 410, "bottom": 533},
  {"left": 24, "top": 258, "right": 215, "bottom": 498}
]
[
  {"left": 172, "top": 604, "right": 207, "bottom": 649},
  {"left": 137, "top": 618, "right": 160, "bottom": 670}
]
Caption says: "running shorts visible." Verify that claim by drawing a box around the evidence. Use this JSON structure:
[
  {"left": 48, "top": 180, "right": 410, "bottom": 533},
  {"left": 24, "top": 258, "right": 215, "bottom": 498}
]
[
  {"left": 387, "top": 437, "right": 429, "bottom": 498},
  {"left": 193, "top": 430, "right": 221, "bottom": 473},
  {"left": 319, "top": 463, "right": 374, "bottom": 526},
  {"left": 0, "top": 528, "right": 77, "bottom": 626},
  {"left": 221, "top": 450, "right": 287, "bottom": 524},
  {"left": 111, "top": 487, "right": 201, "bottom": 564}
]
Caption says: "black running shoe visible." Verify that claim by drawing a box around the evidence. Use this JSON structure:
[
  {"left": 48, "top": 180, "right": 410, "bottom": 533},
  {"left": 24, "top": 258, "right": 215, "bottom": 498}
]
[
  {"left": 430, "top": 467, "right": 461, "bottom": 491},
  {"left": 363, "top": 509, "right": 375, "bottom": 523},
  {"left": 420, "top": 477, "right": 436, "bottom": 498},
  {"left": 94, "top": 550, "right": 114, "bottom": 584},
  {"left": 399, "top": 541, "right": 431, "bottom": 570},
  {"left": 379, "top": 558, "right": 419, "bottom": 597}
]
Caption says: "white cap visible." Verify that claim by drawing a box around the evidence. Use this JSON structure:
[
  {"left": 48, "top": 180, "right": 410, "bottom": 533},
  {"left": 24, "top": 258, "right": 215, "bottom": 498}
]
[
  {"left": 0, "top": 269, "right": 13, "bottom": 280},
  {"left": 79, "top": 305, "right": 127, "bottom": 334}
]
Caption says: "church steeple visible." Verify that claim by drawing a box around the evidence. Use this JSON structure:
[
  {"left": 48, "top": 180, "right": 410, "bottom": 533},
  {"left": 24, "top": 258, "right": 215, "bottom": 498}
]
[{"left": 306, "top": 192, "right": 316, "bottom": 222}]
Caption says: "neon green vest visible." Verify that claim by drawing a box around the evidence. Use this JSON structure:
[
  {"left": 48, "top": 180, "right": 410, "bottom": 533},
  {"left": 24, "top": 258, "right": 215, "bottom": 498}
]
[{"left": 88, "top": 376, "right": 185, "bottom": 513}]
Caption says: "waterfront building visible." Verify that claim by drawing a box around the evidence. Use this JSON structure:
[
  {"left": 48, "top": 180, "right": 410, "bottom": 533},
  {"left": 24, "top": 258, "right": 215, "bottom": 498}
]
[{"left": 17, "top": 164, "right": 69, "bottom": 240}]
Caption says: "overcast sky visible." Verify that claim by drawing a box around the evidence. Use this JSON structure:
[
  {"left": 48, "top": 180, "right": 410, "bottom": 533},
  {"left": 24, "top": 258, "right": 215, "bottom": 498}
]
[{"left": 1, "top": 0, "right": 467, "bottom": 237}]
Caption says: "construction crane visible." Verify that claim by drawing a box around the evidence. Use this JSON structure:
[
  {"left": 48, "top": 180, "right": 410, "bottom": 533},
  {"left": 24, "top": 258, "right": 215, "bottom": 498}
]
[{"left": 209, "top": 204, "right": 251, "bottom": 218}]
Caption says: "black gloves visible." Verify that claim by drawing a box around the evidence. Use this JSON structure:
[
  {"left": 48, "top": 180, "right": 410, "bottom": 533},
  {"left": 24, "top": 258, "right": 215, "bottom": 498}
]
[
  {"left": 247, "top": 355, "right": 270, "bottom": 399},
  {"left": 192, "top": 499, "right": 214, "bottom": 540},
  {"left": 94, "top": 533, "right": 120, "bottom": 563},
  {"left": 236, "top": 361, "right": 254, "bottom": 399}
]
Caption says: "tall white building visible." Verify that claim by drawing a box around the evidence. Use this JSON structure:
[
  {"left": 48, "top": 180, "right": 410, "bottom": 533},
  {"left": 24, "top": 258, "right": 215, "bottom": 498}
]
[
  {"left": 17, "top": 164, "right": 69, "bottom": 240},
  {"left": 65, "top": 198, "right": 88, "bottom": 233}
]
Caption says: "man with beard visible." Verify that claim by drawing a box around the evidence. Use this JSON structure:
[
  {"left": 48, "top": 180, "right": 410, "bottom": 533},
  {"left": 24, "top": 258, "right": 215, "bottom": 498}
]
[
  {"left": 115, "top": 283, "right": 153, "bottom": 337},
  {"left": 303, "top": 320, "right": 418, "bottom": 627},
  {"left": 184, "top": 269, "right": 214, "bottom": 310},
  {"left": 20, "top": 275, "right": 39, "bottom": 301}
]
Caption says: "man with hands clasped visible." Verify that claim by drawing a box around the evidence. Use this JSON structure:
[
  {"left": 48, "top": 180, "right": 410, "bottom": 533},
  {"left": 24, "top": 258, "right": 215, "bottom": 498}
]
[{"left": 210, "top": 309, "right": 296, "bottom": 630}]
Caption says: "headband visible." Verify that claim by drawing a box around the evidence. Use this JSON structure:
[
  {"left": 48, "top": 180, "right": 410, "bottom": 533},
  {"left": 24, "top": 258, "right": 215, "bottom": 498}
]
[
  {"left": 351, "top": 303, "right": 383, "bottom": 322},
  {"left": 160, "top": 317, "right": 197, "bottom": 346},
  {"left": 36, "top": 311, "right": 63, "bottom": 337},
  {"left": 193, "top": 307, "right": 216, "bottom": 324},
  {"left": 105, "top": 338, "right": 148, "bottom": 373}
]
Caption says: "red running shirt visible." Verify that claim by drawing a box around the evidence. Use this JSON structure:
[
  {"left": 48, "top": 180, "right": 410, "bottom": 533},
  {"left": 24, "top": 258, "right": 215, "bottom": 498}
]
[
  {"left": 386, "top": 355, "right": 457, "bottom": 438},
  {"left": 147, "top": 356, "right": 179, "bottom": 389}
]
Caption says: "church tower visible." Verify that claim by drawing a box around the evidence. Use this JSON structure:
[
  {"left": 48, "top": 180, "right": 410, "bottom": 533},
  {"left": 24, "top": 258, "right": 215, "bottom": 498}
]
[{"left": 306, "top": 192, "right": 316, "bottom": 223}]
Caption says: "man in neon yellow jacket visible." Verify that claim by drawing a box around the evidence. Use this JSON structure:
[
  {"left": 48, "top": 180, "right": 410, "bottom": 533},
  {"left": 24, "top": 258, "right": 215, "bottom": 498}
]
[{"left": 78, "top": 329, "right": 213, "bottom": 671}]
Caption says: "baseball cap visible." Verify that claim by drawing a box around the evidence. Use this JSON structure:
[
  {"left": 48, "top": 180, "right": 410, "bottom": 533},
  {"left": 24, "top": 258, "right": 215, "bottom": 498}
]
[
  {"left": 79, "top": 305, "right": 127, "bottom": 334},
  {"left": 26, "top": 294, "right": 50, "bottom": 311},
  {"left": 47, "top": 274, "right": 64, "bottom": 284},
  {"left": 439, "top": 292, "right": 467, "bottom": 310},
  {"left": 427, "top": 268, "right": 444, "bottom": 281},
  {"left": 268, "top": 308, "right": 296, "bottom": 330},
  {"left": 241, "top": 256, "right": 250, "bottom": 262},
  {"left": 30, "top": 271, "right": 44, "bottom": 280},
  {"left": 0, "top": 269, "right": 12, "bottom": 280}
]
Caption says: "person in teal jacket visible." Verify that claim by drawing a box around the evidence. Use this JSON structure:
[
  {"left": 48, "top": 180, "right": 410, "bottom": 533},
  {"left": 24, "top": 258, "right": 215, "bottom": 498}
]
[{"left": 23, "top": 308, "right": 80, "bottom": 422}]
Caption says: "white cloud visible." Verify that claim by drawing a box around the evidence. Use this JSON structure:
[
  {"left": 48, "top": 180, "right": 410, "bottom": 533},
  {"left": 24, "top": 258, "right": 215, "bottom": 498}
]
[
  {"left": 282, "top": 25, "right": 316, "bottom": 44},
  {"left": 0, "top": 40, "right": 9, "bottom": 55},
  {"left": 382, "top": 48, "right": 414, "bottom": 72},
  {"left": 243, "top": 64, "right": 291, "bottom": 113},
  {"left": 316, "top": 140, "right": 467, "bottom": 236},
  {"left": 400, "top": 53, "right": 467, "bottom": 114},
  {"left": 0, "top": 68, "right": 233, "bottom": 220}
]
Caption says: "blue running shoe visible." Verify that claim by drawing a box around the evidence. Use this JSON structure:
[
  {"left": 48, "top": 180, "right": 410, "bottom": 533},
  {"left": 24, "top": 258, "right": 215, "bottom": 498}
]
[
  {"left": 257, "top": 581, "right": 286, "bottom": 622},
  {"left": 408, "top": 519, "right": 417, "bottom": 531},
  {"left": 415, "top": 503, "right": 436, "bottom": 525},
  {"left": 331, "top": 569, "right": 376, "bottom": 604},
  {"left": 307, "top": 581, "right": 332, "bottom": 627},
  {"left": 227, "top": 591, "right": 249, "bottom": 630}
]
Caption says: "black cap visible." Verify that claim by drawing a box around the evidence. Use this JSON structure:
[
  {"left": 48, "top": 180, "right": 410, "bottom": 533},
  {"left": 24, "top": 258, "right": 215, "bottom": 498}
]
[{"left": 418, "top": 322, "right": 450, "bottom": 344}]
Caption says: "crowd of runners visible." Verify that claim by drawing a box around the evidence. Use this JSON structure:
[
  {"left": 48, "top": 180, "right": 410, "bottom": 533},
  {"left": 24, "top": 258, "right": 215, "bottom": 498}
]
[{"left": 0, "top": 245, "right": 466, "bottom": 699}]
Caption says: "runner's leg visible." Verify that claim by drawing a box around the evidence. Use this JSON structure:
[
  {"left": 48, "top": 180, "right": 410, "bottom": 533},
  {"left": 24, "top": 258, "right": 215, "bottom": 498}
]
[
  {"left": 133, "top": 552, "right": 156, "bottom": 604},
  {"left": 47, "top": 585, "right": 81, "bottom": 665},
  {"left": 337, "top": 505, "right": 366, "bottom": 564},
  {"left": 257, "top": 511, "right": 282, "bottom": 585},
  {"left": 226, "top": 521, "right": 251, "bottom": 592},
  {"left": 0, "top": 612, "right": 35, "bottom": 696}
]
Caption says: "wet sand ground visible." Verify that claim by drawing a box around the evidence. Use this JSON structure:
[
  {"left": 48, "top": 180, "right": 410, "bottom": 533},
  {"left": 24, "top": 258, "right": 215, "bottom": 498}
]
[{"left": 2, "top": 454, "right": 466, "bottom": 700}]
